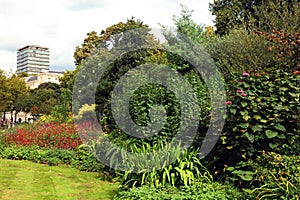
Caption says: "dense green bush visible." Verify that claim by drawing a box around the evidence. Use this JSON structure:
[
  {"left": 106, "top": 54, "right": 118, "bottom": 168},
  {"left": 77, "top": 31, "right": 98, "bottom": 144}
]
[
  {"left": 71, "top": 145, "right": 105, "bottom": 172},
  {"left": 108, "top": 145, "right": 211, "bottom": 188},
  {"left": 39, "top": 148, "right": 74, "bottom": 166},
  {"left": 114, "top": 182, "right": 244, "bottom": 200},
  {"left": 205, "top": 29, "right": 275, "bottom": 80},
  {"left": 0, "top": 145, "right": 41, "bottom": 161},
  {"left": 214, "top": 67, "right": 300, "bottom": 167},
  {"left": 0, "top": 145, "right": 105, "bottom": 172},
  {"left": 227, "top": 151, "right": 300, "bottom": 200}
]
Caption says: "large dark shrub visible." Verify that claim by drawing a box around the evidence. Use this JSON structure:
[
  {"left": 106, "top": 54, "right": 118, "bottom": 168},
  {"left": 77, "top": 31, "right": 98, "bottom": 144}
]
[{"left": 210, "top": 67, "right": 299, "bottom": 170}]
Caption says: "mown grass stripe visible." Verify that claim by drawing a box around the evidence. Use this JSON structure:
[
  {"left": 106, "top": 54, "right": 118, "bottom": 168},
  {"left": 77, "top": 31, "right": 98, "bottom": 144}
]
[
  {"left": 0, "top": 159, "right": 118, "bottom": 200},
  {"left": 0, "top": 160, "right": 20, "bottom": 199}
]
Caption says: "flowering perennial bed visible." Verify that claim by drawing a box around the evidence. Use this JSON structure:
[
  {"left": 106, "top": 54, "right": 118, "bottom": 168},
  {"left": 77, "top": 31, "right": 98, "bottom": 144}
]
[{"left": 2, "top": 123, "right": 82, "bottom": 150}]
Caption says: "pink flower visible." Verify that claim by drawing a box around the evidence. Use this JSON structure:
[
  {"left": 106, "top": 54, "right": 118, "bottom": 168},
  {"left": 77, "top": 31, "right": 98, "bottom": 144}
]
[
  {"left": 241, "top": 93, "right": 247, "bottom": 97},
  {"left": 243, "top": 72, "right": 250, "bottom": 77},
  {"left": 236, "top": 90, "right": 244, "bottom": 93},
  {"left": 224, "top": 101, "right": 233, "bottom": 105}
]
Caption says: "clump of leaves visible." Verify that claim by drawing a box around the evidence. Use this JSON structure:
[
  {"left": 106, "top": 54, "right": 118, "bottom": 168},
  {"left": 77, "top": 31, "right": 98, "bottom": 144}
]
[
  {"left": 105, "top": 144, "right": 211, "bottom": 188},
  {"left": 255, "top": 29, "right": 300, "bottom": 71},
  {"left": 215, "top": 67, "right": 299, "bottom": 168},
  {"left": 227, "top": 152, "right": 300, "bottom": 200},
  {"left": 114, "top": 181, "right": 244, "bottom": 200}
]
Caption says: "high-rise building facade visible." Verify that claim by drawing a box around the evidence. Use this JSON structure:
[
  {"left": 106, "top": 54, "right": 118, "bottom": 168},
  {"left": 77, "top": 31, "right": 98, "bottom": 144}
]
[{"left": 16, "top": 45, "right": 50, "bottom": 75}]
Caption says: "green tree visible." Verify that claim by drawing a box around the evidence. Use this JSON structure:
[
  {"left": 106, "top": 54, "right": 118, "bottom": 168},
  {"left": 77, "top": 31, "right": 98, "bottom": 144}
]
[
  {"left": 72, "top": 17, "right": 158, "bottom": 111},
  {"left": 0, "top": 73, "right": 29, "bottom": 121},
  {"left": 8, "top": 75, "right": 29, "bottom": 121},
  {"left": 37, "top": 82, "right": 61, "bottom": 99},
  {"left": 59, "top": 70, "right": 77, "bottom": 91},
  {"left": 17, "top": 72, "right": 29, "bottom": 78},
  {"left": 14, "top": 92, "right": 33, "bottom": 122},
  {"left": 209, "top": 0, "right": 262, "bottom": 35},
  {"left": 74, "top": 31, "right": 102, "bottom": 66},
  {"left": 60, "top": 17, "right": 153, "bottom": 97},
  {"left": 209, "top": 0, "right": 299, "bottom": 35},
  {"left": 50, "top": 88, "right": 73, "bottom": 123},
  {"left": 169, "top": 5, "right": 206, "bottom": 42},
  {"left": 74, "top": 17, "right": 150, "bottom": 67},
  {"left": 31, "top": 86, "right": 61, "bottom": 116},
  {"left": 248, "top": 0, "right": 300, "bottom": 34},
  {"left": 0, "top": 70, "right": 9, "bottom": 120}
]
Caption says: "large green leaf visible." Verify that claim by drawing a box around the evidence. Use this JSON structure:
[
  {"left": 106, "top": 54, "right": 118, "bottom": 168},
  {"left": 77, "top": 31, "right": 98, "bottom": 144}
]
[
  {"left": 241, "top": 102, "right": 248, "bottom": 107},
  {"left": 251, "top": 125, "right": 262, "bottom": 133},
  {"left": 232, "top": 170, "right": 254, "bottom": 181},
  {"left": 274, "top": 124, "right": 286, "bottom": 132},
  {"left": 265, "top": 130, "right": 278, "bottom": 139}
]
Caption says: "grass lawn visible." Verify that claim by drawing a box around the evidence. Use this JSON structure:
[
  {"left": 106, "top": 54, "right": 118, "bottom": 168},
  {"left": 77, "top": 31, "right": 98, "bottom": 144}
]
[{"left": 0, "top": 159, "right": 118, "bottom": 200}]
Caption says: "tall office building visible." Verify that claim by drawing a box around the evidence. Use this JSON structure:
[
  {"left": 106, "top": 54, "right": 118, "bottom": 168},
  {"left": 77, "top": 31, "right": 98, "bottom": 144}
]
[{"left": 16, "top": 45, "right": 50, "bottom": 75}]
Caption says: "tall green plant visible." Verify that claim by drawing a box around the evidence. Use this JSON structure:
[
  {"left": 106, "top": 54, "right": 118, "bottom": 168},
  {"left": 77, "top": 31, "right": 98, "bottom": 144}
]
[
  {"left": 107, "top": 144, "right": 212, "bottom": 188},
  {"left": 217, "top": 68, "right": 299, "bottom": 167},
  {"left": 205, "top": 29, "right": 275, "bottom": 80},
  {"left": 228, "top": 152, "right": 300, "bottom": 199}
]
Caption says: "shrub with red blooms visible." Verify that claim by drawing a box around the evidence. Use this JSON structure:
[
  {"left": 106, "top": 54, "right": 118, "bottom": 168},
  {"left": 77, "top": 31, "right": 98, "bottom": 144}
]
[
  {"left": 255, "top": 30, "right": 300, "bottom": 71},
  {"left": 2, "top": 123, "right": 84, "bottom": 150}
]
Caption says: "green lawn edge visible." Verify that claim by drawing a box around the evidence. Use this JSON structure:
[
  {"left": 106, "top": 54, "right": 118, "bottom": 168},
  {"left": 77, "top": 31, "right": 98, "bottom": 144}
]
[{"left": 0, "top": 158, "right": 118, "bottom": 200}]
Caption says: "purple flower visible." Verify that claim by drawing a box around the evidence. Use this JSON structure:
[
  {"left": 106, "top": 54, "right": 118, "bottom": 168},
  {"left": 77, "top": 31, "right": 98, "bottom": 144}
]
[
  {"left": 242, "top": 72, "right": 250, "bottom": 77},
  {"left": 241, "top": 93, "right": 247, "bottom": 97}
]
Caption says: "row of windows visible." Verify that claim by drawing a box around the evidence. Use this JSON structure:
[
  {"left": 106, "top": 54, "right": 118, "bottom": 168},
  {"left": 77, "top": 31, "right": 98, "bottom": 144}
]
[
  {"left": 17, "top": 54, "right": 49, "bottom": 60},
  {"left": 17, "top": 59, "right": 50, "bottom": 65},
  {"left": 17, "top": 57, "right": 49, "bottom": 62},
  {"left": 17, "top": 60, "right": 50, "bottom": 66},
  {"left": 17, "top": 49, "right": 49, "bottom": 55},
  {"left": 17, "top": 52, "right": 50, "bottom": 57},
  {"left": 17, "top": 68, "right": 44, "bottom": 73},
  {"left": 17, "top": 66, "right": 49, "bottom": 71}
]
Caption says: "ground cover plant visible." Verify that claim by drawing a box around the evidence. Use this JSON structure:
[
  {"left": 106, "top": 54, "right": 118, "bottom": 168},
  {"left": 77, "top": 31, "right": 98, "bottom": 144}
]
[
  {"left": 114, "top": 182, "right": 244, "bottom": 200},
  {"left": 226, "top": 151, "right": 300, "bottom": 199}
]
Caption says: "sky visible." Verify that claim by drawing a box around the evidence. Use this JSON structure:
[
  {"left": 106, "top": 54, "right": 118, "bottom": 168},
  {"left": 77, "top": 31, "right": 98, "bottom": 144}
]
[{"left": 0, "top": 0, "right": 215, "bottom": 73}]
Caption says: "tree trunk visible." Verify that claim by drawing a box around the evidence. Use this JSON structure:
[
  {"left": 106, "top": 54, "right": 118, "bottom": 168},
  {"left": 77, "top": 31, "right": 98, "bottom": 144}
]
[{"left": 14, "top": 112, "right": 18, "bottom": 123}]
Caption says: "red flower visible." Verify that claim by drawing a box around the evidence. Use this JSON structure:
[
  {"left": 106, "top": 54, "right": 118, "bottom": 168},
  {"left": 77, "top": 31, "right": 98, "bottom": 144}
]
[{"left": 3, "top": 123, "right": 82, "bottom": 150}]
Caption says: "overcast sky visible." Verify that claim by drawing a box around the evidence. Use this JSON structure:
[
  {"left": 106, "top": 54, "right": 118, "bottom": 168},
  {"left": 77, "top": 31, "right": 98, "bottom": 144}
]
[{"left": 0, "top": 0, "right": 214, "bottom": 73}]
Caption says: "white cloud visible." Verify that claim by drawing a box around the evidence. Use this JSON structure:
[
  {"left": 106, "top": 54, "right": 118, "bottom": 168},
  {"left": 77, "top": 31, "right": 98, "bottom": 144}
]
[
  {"left": 62, "top": 0, "right": 109, "bottom": 11},
  {"left": 0, "top": 0, "right": 214, "bottom": 73}
]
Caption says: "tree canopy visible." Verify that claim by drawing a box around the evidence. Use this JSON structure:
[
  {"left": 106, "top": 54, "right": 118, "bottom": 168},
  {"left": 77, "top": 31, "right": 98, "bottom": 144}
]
[
  {"left": 0, "top": 72, "right": 29, "bottom": 118},
  {"left": 209, "top": 0, "right": 300, "bottom": 35}
]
